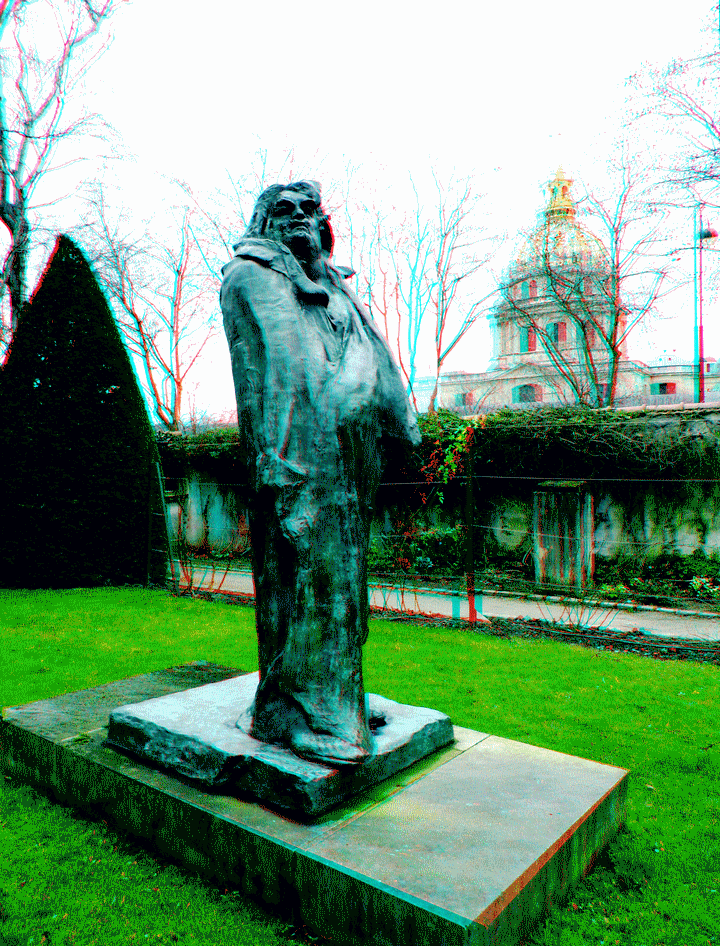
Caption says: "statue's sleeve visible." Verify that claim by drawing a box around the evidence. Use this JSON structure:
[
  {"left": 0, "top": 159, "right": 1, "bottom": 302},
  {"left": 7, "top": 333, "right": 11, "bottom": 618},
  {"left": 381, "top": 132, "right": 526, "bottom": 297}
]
[
  {"left": 220, "top": 257, "right": 308, "bottom": 491},
  {"left": 337, "top": 280, "right": 421, "bottom": 447}
]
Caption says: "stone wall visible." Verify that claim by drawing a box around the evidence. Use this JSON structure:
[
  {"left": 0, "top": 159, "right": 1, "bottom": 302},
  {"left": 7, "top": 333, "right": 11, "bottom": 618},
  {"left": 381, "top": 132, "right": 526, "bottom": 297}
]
[
  {"left": 486, "top": 483, "right": 720, "bottom": 565},
  {"left": 172, "top": 473, "right": 720, "bottom": 567},
  {"left": 169, "top": 406, "right": 720, "bottom": 568},
  {"left": 168, "top": 477, "right": 249, "bottom": 556}
]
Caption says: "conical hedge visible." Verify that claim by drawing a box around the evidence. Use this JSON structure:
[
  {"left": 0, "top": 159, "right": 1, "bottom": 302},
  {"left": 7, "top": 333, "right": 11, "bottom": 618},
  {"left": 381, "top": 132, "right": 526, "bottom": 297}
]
[{"left": 0, "top": 235, "right": 169, "bottom": 589}]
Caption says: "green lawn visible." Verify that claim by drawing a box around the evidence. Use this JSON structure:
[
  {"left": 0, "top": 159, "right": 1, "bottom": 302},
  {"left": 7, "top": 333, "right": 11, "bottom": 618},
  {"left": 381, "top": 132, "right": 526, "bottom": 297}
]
[{"left": 1, "top": 587, "right": 718, "bottom": 946}]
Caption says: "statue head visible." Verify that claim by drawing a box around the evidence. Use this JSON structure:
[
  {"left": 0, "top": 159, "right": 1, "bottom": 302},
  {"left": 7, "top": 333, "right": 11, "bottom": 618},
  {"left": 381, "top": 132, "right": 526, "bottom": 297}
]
[{"left": 242, "top": 181, "right": 334, "bottom": 264}]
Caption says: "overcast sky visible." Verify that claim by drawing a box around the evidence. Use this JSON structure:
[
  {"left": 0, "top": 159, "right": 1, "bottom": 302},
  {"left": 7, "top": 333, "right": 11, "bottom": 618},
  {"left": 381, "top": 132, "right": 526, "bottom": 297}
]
[{"left": 63, "top": 0, "right": 720, "bottom": 416}]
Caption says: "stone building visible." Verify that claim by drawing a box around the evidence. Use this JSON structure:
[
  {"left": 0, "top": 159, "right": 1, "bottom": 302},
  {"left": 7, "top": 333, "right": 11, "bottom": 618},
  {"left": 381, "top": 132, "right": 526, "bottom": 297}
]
[{"left": 416, "top": 168, "right": 720, "bottom": 414}]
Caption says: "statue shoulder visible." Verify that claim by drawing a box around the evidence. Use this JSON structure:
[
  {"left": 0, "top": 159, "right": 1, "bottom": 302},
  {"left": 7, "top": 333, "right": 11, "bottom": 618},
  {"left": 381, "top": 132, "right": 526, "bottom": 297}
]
[
  {"left": 220, "top": 250, "right": 290, "bottom": 310},
  {"left": 221, "top": 254, "right": 264, "bottom": 285}
]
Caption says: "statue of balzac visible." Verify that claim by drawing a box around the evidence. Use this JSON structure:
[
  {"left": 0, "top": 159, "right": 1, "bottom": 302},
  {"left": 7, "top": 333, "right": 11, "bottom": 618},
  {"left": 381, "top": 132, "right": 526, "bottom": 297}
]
[{"left": 220, "top": 181, "right": 419, "bottom": 768}]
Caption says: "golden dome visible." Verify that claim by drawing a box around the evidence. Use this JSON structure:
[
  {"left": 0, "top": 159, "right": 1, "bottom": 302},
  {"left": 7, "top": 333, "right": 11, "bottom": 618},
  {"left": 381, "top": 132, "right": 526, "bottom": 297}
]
[{"left": 509, "top": 168, "right": 610, "bottom": 280}]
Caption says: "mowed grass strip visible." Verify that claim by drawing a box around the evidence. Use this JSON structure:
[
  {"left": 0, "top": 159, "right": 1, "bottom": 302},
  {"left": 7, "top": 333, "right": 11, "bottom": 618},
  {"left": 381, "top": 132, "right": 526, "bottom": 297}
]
[{"left": 1, "top": 587, "right": 719, "bottom": 946}]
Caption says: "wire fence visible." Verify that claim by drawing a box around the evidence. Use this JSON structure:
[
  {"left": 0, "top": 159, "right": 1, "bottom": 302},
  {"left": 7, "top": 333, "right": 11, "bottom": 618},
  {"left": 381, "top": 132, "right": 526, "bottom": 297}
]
[{"left": 162, "top": 471, "right": 720, "bottom": 616}]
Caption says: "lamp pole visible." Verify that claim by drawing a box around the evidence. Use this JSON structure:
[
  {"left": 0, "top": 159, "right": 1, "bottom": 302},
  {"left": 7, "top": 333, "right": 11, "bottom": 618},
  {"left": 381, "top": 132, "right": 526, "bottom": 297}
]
[{"left": 694, "top": 206, "right": 718, "bottom": 403}]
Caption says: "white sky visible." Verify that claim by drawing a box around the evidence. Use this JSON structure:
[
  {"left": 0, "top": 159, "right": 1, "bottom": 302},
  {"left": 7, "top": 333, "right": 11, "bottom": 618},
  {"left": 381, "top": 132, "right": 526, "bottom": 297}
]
[{"left": 47, "top": 0, "right": 720, "bottom": 416}]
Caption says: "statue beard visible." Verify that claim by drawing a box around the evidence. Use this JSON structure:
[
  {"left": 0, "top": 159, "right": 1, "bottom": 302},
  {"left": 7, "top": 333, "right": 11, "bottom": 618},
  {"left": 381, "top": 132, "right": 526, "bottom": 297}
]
[{"left": 285, "top": 231, "right": 323, "bottom": 271}]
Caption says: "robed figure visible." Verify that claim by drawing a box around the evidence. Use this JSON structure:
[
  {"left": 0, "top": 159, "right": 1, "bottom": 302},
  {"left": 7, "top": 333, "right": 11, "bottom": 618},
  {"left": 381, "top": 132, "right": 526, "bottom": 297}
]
[{"left": 220, "top": 182, "right": 419, "bottom": 767}]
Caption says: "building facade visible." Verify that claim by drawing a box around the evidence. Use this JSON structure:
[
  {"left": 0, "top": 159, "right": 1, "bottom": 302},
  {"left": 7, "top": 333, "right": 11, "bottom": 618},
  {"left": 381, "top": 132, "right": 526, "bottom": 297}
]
[{"left": 416, "top": 168, "right": 720, "bottom": 414}]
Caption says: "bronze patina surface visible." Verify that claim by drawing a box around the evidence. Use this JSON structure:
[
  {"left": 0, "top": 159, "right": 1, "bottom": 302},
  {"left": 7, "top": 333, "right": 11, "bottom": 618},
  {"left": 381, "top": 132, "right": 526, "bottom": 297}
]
[{"left": 220, "top": 182, "right": 421, "bottom": 768}]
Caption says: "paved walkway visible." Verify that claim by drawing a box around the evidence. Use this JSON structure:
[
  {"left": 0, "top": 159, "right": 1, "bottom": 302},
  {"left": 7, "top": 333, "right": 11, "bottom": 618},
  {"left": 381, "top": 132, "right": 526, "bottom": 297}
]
[{"left": 177, "top": 565, "right": 720, "bottom": 643}]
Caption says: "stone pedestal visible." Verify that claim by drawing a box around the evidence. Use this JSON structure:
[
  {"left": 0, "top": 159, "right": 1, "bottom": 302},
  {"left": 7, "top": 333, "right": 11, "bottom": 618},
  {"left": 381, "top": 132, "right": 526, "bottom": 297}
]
[
  {"left": 1, "top": 662, "right": 629, "bottom": 946},
  {"left": 106, "top": 672, "right": 454, "bottom": 817}
]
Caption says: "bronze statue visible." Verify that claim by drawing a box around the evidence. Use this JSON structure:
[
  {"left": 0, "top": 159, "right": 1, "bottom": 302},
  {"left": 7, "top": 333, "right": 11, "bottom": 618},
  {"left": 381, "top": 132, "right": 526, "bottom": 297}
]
[{"left": 220, "top": 181, "right": 419, "bottom": 767}]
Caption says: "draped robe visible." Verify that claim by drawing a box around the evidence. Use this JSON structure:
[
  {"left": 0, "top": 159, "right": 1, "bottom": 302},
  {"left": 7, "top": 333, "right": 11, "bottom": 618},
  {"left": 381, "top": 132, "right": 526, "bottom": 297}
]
[{"left": 220, "top": 239, "right": 419, "bottom": 766}]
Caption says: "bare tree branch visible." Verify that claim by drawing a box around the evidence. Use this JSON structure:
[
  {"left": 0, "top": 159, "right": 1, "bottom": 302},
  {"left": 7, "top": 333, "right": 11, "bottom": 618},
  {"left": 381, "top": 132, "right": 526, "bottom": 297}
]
[
  {"left": 358, "top": 169, "right": 497, "bottom": 412},
  {"left": 0, "top": 0, "right": 124, "bottom": 355},
  {"left": 74, "top": 179, "right": 220, "bottom": 431}
]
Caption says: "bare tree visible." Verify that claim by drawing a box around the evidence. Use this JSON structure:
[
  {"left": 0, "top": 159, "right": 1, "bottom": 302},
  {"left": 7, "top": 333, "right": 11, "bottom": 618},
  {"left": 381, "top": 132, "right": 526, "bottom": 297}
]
[
  {"left": 360, "top": 170, "right": 496, "bottom": 412},
  {"left": 0, "top": 0, "right": 124, "bottom": 354},
  {"left": 353, "top": 203, "right": 415, "bottom": 397},
  {"left": 76, "top": 181, "right": 220, "bottom": 431},
  {"left": 628, "top": 4, "right": 720, "bottom": 198},
  {"left": 495, "top": 157, "right": 672, "bottom": 408},
  {"left": 424, "top": 171, "right": 497, "bottom": 411},
  {"left": 384, "top": 187, "right": 434, "bottom": 411}
]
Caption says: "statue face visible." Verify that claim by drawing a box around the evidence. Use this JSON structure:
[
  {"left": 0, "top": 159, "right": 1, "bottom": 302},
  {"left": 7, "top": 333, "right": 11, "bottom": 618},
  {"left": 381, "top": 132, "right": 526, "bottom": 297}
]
[{"left": 265, "top": 190, "right": 323, "bottom": 265}]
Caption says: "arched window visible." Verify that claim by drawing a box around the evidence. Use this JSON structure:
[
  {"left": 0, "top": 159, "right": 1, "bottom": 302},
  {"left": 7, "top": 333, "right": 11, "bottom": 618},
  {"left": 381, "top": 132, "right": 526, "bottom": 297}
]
[
  {"left": 513, "top": 384, "right": 542, "bottom": 403},
  {"left": 521, "top": 281, "right": 530, "bottom": 300},
  {"left": 529, "top": 279, "right": 538, "bottom": 299},
  {"left": 562, "top": 185, "right": 568, "bottom": 198},
  {"left": 584, "top": 276, "right": 594, "bottom": 296}
]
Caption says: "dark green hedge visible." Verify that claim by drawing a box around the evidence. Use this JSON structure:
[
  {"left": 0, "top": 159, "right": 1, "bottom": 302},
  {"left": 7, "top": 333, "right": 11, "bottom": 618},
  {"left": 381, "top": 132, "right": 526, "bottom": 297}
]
[{"left": 0, "top": 236, "right": 168, "bottom": 589}]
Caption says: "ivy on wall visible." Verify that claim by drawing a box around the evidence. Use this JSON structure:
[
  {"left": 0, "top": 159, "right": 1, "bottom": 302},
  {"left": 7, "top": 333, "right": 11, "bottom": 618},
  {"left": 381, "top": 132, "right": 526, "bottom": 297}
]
[
  {"left": 415, "top": 406, "right": 720, "bottom": 486},
  {"left": 157, "top": 406, "right": 720, "bottom": 502}
]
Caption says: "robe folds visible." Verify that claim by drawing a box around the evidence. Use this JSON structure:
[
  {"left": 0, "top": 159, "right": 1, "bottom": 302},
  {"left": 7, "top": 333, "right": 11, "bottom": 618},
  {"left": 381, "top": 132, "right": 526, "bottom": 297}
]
[{"left": 220, "top": 239, "right": 419, "bottom": 766}]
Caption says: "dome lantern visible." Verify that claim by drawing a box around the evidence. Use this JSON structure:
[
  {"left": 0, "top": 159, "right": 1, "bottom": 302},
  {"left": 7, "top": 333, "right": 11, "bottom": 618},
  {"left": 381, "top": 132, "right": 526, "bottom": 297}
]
[{"left": 545, "top": 166, "right": 576, "bottom": 220}]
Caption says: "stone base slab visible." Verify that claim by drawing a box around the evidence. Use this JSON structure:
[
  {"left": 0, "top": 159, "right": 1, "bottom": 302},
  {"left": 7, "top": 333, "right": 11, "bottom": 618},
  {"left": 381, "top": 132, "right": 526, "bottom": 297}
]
[
  {"left": 1, "top": 662, "right": 629, "bottom": 946},
  {"left": 106, "top": 672, "right": 455, "bottom": 817}
]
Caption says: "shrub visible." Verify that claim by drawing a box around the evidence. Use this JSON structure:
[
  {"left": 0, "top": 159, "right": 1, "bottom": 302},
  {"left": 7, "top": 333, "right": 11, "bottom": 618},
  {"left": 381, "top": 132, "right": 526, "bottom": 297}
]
[{"left": 0, "top": 236, "right": 168, "bottom": 589}]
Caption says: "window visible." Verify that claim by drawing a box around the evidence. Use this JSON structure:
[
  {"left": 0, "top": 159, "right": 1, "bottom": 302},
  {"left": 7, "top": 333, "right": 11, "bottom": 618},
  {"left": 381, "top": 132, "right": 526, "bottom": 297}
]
[
  {"left": 521, "top": 281, "right": 530, "bottom": 300},
  {"left": 528, "top": 279, "right": 538, "bottom": 299},
  {"left": 454, "top": 391, "right": 475, "bottom": 407},
  {"left": 513, "top": 384, "right": 542, "bottom": 403},
  {"left": 651, "top": 382, "right": 676, "bottom": 395},
  {"left": 550, "top": 322, "right": 567, "bottom": 345},
  {"left": 520, "top": 326, "right": 537, "bottom": 353},
  {"left": 578, "top": 323, "right": 596, "bottom": 348},
  {"left": 500, "top": 322, "right": 510, "bottom": 354},
  {"left": 584, "top": 276, "right": 594, "bottom": 295}
]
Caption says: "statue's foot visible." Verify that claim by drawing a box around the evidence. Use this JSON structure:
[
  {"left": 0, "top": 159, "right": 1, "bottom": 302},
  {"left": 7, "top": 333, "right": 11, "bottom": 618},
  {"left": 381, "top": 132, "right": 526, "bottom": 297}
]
[{"left": 290, "top": 730, "right": 370, "bottom": 767}]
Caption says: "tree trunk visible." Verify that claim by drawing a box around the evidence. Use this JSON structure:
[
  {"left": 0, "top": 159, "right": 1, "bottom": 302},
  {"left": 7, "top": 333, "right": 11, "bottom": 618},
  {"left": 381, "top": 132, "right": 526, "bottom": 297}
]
[{"left": 8, "top": 214, "right": 29, "bottom": 332}]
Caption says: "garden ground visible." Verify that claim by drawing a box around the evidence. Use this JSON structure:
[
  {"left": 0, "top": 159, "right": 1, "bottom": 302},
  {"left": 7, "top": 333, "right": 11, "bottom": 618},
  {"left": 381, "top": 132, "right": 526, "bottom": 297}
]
[{"left": 1, "top": 587, "right": 718, "bottom": 946}]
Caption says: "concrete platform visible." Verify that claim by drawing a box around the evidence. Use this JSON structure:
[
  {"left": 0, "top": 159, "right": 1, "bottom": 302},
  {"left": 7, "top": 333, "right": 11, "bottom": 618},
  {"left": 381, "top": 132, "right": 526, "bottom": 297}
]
[{"left": 1, "top": 662, "right": 629, "bottom": 946}]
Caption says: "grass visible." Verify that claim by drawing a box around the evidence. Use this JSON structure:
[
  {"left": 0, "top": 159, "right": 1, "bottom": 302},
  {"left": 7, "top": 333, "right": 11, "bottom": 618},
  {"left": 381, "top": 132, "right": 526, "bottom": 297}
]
[{"left": 1, "top": 587, "right": 719, "bottom": 946}]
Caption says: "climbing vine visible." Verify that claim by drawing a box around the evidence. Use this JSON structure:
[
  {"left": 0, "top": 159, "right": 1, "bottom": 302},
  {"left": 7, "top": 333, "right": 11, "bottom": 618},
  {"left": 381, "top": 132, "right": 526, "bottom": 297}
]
[
  {"left": 157, "top": 406, "right": 720, "bottom": 504},
  {"left": 413, "top": 406, "right": 720, "bottom": 487}
]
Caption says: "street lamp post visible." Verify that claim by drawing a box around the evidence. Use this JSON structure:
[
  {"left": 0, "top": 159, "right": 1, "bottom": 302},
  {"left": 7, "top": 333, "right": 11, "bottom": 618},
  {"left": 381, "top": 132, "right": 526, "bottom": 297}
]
[{"left": 694, "top": 205, "right": 718, "bottom": 403}]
